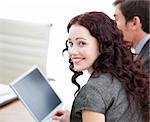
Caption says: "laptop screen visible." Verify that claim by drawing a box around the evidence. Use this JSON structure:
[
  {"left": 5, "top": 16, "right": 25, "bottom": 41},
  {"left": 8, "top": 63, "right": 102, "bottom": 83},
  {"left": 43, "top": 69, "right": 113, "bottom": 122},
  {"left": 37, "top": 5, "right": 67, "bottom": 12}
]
[{"left": 10, "top": 66, "right": 62, "bottom": 122}]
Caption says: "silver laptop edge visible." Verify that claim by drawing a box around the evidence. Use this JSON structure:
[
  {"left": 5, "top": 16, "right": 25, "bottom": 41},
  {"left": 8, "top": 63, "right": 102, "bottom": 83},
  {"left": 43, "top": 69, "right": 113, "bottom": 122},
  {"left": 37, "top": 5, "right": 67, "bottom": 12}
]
[{"left": 9, "top": 65, "right": 63, "bottom": 122}]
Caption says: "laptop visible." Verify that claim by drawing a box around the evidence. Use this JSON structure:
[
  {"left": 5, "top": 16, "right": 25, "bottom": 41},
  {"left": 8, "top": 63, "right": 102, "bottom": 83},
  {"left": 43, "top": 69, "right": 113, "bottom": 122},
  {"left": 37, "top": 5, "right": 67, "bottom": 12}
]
[{"left": 10, "top": 65, "right": 63, "bottom": 122}]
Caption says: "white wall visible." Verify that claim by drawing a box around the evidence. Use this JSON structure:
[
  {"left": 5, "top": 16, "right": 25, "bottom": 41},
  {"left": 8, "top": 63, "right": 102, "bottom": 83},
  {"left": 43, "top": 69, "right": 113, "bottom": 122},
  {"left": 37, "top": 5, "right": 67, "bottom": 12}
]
[{"left": 0, "top": 0, "right": 114, "bottom": 107}]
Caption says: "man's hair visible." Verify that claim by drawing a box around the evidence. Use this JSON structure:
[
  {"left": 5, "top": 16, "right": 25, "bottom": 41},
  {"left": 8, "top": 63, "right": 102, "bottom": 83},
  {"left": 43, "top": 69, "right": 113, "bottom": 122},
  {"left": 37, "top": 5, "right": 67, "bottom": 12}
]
[{"left": 113, "top": 0, "right": 150, "bottom": 33}]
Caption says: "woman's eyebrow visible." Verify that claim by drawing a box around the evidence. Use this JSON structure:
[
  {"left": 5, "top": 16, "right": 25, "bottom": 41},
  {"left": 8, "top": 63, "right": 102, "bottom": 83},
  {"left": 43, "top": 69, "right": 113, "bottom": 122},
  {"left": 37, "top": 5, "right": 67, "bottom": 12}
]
[
  {"left": 76, "top": 37, "right": 86, "bottom": 40},
  {"left": 67, "top": 38, "right": 71, "bottom": 41},
  {"left": 68, "top": 37, "right": 86, "bottom": 41}
]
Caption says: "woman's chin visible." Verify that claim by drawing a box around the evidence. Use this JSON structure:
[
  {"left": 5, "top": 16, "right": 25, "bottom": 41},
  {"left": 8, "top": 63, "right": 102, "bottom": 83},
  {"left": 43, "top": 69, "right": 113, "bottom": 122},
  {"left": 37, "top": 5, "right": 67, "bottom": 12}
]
[{"left": 74, "top": 67, "right": 85, "bottom": 72}]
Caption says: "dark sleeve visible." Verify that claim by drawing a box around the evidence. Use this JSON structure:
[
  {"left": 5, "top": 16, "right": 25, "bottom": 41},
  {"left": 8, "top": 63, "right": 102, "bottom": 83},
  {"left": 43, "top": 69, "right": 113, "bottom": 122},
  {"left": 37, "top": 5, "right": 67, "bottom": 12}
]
[
  {"left": 142, "top": 50, "right": 150, "bottom": 73},
  {"left": 73, "top": 81, "right": 106, "bottom": 114},
  {"left": 139, "top": 40, "right": 150, "bottom": 73},
  {"left": 71, "top": 74, "right": 128, "bottom": 122}
]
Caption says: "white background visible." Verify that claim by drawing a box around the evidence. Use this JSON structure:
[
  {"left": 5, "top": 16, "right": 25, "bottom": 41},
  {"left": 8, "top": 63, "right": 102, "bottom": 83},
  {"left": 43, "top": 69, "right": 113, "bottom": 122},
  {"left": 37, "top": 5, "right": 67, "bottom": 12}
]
[{"left": 0, "top": 0, "right": 114, "bottom": 107}]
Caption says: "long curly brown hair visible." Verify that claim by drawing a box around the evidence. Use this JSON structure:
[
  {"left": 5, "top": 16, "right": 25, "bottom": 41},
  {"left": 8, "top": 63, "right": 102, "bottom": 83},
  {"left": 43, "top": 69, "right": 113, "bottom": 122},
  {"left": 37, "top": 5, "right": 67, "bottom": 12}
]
[{"left": 63, "top": 12, "right": 149, "bottom": 122}]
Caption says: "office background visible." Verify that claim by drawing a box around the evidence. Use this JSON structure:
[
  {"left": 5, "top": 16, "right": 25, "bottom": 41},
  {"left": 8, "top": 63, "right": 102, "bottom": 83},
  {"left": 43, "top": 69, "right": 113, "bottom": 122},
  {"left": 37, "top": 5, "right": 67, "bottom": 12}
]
[{"left": 0, "top": 0, "right": 114, "bottom": 107}]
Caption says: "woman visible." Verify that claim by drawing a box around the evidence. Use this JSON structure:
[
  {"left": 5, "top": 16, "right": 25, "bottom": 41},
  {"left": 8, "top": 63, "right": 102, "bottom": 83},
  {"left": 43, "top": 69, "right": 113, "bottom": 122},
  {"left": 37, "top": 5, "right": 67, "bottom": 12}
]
[{"left": 52, "top": 12, "right": 149, "bottom": 122}]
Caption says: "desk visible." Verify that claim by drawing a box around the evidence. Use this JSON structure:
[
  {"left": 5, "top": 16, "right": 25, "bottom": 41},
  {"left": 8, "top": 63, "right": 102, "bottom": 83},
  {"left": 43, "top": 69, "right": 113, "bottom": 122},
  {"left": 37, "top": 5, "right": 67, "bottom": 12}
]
[{"left": 0, "top": 99, "right": 34, "bottom": 122}]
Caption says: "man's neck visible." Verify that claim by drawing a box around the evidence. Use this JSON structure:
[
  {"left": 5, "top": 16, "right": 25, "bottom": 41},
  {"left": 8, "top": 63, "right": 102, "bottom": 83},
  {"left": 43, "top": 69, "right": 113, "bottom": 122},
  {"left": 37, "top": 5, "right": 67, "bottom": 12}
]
[{"left": 132, "top": 31, "right": 148, "bottom": 48}]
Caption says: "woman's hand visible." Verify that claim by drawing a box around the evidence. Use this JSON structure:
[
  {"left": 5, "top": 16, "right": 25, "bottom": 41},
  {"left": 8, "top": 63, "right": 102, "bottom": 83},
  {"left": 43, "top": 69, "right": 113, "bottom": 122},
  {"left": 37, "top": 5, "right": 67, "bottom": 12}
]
[{"left": 52, "top": 109, "right": 70, "bottom": 122}]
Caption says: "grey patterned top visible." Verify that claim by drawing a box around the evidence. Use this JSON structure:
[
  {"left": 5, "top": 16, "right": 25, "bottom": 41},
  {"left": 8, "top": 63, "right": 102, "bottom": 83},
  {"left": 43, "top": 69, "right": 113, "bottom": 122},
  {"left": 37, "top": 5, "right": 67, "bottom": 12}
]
[{"left": 70, "top": 73, "right": 143, "bottom": 122}]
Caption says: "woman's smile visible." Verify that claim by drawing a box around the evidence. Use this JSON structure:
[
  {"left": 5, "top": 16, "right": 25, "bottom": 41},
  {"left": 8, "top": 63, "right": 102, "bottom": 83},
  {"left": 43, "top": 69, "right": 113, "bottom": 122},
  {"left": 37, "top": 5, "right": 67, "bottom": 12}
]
[{"left": 72, "top": 57, "right": 85, "bottom": 64}]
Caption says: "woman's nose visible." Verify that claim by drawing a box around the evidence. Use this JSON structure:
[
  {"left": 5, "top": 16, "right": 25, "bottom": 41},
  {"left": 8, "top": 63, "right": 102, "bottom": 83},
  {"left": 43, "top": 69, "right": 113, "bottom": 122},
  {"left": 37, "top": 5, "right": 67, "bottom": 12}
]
[{"left": 68, "top": 46, "right": 79, "bottom": 55}]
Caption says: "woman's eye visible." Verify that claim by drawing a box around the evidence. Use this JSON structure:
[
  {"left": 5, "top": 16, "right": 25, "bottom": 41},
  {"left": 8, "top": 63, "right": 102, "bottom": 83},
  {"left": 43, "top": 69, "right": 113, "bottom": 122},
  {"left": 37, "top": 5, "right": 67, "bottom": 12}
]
[
  {"left": 79, "top": 41, "right": 86, "bottom": 47},
  {"left": 68, "top": 41, "right": 73, "bottom": 47}
]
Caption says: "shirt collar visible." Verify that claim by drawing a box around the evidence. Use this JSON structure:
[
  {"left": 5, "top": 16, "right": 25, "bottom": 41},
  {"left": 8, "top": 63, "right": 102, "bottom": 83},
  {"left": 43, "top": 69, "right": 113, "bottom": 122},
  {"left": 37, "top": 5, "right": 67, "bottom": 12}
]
[{"left": 134, "top": 34, "right": 150, "bottom": 55}]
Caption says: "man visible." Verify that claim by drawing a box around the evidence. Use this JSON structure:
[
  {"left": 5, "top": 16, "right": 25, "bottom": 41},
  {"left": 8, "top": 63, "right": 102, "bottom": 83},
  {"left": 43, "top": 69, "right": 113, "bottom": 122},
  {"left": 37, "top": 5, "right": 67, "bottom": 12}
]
[{"left": 113, "top": 0, "right": 150, "bottom": 72}]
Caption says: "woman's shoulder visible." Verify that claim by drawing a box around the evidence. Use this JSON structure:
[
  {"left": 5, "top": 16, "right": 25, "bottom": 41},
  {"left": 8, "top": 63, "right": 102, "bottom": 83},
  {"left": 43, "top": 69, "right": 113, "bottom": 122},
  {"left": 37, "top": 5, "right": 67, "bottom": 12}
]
[
  {"left": 87, "top": 73, "right": 122, "bottom": 90},
  {"left": 83, "top": 73, "right": 125, "bottom": 102},
  {"left": 74, "top": 73, "right": 127, "bottom": 115}
]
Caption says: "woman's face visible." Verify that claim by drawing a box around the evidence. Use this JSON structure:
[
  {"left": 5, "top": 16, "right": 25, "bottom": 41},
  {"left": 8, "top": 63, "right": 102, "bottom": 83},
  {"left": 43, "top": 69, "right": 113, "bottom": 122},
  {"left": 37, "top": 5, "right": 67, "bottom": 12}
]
[{"left": 68, "top": 24, "right": 100, "bottom": 73}]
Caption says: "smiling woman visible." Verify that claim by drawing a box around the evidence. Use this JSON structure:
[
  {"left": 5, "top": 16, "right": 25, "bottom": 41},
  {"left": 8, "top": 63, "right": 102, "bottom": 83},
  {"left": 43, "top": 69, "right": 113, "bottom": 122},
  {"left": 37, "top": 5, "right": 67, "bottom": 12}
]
[
  {"left": 67, "top": 24, "right": 99, "bottom": 73},
  {"left": 52, "top": 11, "right": 149, "bottom": 122},
  {"left": 0, "top": 0, "right": 114, "bottom": 107}
]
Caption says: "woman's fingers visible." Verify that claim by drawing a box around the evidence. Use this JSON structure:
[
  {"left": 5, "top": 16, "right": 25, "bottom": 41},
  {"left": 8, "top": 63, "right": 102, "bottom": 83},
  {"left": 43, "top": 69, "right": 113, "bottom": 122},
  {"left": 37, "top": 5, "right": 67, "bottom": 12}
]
[{"left": 51, "top": 109, "right": 70, "bottom": 122}]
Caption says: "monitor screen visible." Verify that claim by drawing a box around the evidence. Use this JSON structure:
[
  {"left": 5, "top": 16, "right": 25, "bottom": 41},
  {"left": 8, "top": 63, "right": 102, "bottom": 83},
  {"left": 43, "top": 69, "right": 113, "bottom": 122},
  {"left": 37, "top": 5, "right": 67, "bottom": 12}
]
[{"left": 10, "top": 66, "right": 62, "bottom": 121}]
